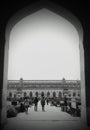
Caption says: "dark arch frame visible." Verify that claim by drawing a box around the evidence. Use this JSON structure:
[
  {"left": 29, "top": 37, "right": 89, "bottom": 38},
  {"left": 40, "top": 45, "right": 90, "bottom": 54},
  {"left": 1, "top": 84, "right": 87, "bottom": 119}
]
[{"left": 1, "top": 1, "right": 86, "bottom": 127}]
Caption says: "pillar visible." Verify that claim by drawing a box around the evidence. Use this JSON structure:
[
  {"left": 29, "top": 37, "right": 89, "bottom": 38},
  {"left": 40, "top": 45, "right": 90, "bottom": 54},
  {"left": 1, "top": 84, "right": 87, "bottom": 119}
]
[{"left": 0, "top": 27, "right": 8, "bottom": 126}]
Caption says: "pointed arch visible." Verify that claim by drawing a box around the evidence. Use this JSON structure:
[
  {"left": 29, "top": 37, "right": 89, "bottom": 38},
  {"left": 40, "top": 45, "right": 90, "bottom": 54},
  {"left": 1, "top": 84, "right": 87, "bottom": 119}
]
[{"left": 2, "top": 1, "right": 86, "bottom": 125}]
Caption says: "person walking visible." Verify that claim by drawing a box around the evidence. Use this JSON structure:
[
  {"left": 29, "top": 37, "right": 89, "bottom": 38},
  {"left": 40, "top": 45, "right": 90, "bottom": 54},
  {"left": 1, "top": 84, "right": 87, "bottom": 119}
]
[
  {"left": 60, "top": 98, "right": 64, "bottom": 111},
  {"left": 64, "top": 95, "right": 67, "bottom": 112},
  {"left": 41, "top": 96, "right": 45, "bottom": 111},
  {"left": 24, "top": 98, "right": 29, "bottom": 113},
  {"left": 20, "top": 102, "right": 25, "bottom": 112},
  {"left": 71, "top": 97, "right": 77, "bottom": 116},
  {"left": 34, "top": 96, "right": 38, "bottom": 111},
  {"left": 46, "top": 98, "right": 49, "bottom": 105}
]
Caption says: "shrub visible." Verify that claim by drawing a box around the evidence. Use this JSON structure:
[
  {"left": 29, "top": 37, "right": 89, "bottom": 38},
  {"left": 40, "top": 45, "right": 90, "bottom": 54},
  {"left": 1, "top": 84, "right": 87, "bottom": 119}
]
[{"left": 7, "top": 105, "right": 17, "bottom": 118}]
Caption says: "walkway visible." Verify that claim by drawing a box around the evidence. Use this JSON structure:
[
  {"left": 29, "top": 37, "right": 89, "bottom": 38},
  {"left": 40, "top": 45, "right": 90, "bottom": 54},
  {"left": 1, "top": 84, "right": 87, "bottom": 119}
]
[{"left": 16, "top": 101, "right": 80, "bottom": 121}]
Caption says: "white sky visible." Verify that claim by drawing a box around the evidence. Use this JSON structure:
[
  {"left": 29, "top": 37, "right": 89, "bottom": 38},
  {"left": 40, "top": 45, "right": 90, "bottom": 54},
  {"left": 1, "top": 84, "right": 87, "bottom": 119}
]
[{"left": 8, "top": 9, "right": 80, "bottom": 80}]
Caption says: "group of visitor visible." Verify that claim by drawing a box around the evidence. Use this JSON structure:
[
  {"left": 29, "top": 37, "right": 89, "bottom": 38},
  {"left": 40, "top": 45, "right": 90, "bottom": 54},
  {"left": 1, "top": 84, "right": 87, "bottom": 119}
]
[
  {"left": 34, "top": 96, "right": 46, "bottom": 111},
  {"left": 11, "top": 95, "right": 46, "bottom": 113},
  {"left": 10, "top": 95, "right": 80, "bottom": 117},
  {"left": 60, "top": 96, "right": 81, "bottom": 117}
]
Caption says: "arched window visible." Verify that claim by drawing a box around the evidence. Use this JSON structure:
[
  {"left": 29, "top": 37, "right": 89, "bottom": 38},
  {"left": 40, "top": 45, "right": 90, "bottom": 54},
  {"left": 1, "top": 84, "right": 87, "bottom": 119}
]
[
  {"left": 41, "top": 92, "right": 44, "bottom": 97},
  {"left": 53, "top": 91, "right": 56, "bottom": 98},
  {"left": 35, "top": 91, "right": 38, "bottom": 97},
  {"left": 47, "top": 91, "right": 50, "bottom": 97},
  {"left": 29, "top": 91, "right": 33, "bottom": 97},
  {"left": 58, "top": 91, "right": 62, "bottom": 98}
]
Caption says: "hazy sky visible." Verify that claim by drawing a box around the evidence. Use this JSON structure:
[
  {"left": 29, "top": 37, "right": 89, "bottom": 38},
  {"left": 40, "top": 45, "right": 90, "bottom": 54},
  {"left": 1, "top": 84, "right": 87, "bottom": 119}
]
[{"left": 8, "top": 9, "right": 80, "bottom": 80}]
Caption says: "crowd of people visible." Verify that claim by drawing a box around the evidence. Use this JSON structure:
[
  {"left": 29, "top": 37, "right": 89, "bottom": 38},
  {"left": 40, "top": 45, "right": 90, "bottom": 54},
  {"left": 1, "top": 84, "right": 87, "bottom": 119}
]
[
  {"left": 11, "top": 95, "right": 46, "bottom": 113},
  {"left": 8, "top": 95, "right": 81, "bottom": 117}
]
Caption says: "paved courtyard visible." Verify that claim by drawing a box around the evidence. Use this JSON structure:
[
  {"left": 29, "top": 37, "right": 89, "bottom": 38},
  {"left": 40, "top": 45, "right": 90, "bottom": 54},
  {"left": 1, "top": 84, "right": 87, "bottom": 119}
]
[{"left": 4, "top": 101, "right": 89, "bottom": 130}]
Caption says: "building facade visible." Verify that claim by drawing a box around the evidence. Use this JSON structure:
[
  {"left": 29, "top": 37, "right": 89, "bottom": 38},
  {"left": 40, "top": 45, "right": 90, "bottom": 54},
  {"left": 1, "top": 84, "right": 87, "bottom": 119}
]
[{"left": 7, "top": 78, "right": 81, "bottom": 99}]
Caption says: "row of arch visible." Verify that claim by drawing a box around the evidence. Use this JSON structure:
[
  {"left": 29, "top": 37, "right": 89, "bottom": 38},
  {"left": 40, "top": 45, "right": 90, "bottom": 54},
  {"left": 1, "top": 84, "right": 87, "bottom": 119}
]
[
  {"left": 8, "top": 90, "right": 80, "bottom": 98},
  {"left": 8, "top": 91, "right": 62, "bottom": 98}
]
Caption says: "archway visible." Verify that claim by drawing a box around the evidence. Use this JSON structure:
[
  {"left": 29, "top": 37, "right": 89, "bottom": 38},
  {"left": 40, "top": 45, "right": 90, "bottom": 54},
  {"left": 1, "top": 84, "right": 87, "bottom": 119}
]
[
  {"left": 41, "top": 92, "right": 44, "bottom": 97},
  {"left": 2, "top": 1, "right": 86, "bottom": 127},
  {"left": 53, "top": 91, "right": 56, "bottom": 98},
  {"left": 35, "top": 91, "right": 38, "bottom": 97},
  {"left": 47, "top": 91, "right": 50, "bottom": 97},
  {"left": 58, "top": 91, "right": 62, "bottom": 98},
  {"left": 29, "top": 91, "right": 33, "bottom": 98}
]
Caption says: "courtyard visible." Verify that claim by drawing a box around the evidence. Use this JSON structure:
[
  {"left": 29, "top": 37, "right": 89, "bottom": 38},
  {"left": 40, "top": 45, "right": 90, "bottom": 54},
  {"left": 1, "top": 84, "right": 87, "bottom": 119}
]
[{"left": 4, "top": 101, "right": 88, "bottom": 130}]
